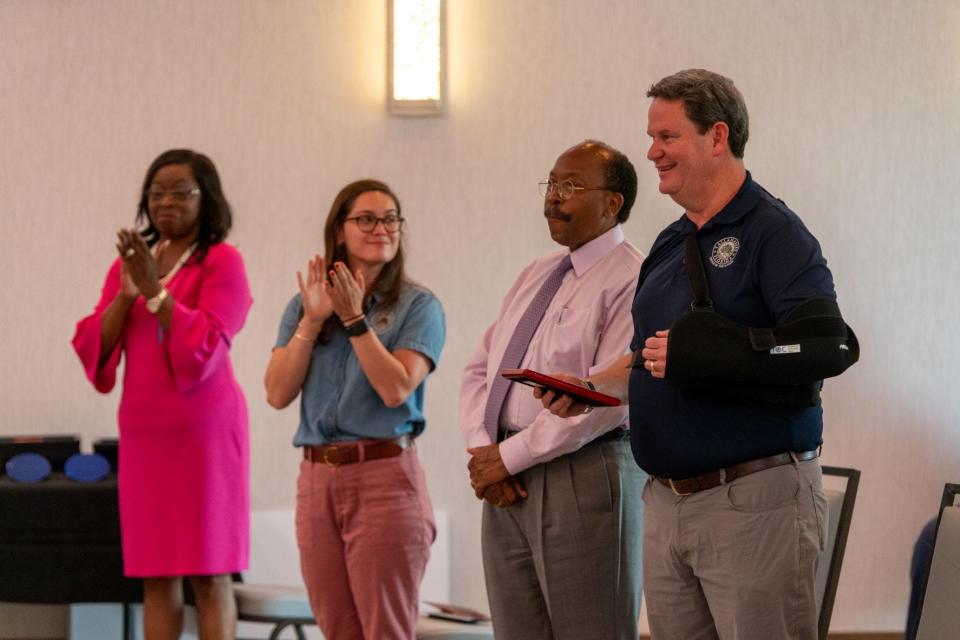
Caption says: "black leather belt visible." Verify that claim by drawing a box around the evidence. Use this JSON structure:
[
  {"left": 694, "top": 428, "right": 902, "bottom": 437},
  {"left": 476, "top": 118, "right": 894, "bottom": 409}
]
[{"left": 655, "top": 449, "right": 819, "bottom": 496}]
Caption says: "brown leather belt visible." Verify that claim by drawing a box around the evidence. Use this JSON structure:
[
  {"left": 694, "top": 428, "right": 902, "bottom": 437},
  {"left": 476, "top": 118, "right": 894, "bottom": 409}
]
[
  {"left": 303, "top": 434, "right": 412, "bottom": 466},
  {"left": 655, "top": 449, "right": 819, "bottom": 496}
]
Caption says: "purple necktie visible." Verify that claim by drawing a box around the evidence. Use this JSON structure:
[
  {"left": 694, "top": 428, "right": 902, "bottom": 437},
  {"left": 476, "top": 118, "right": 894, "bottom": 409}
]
[{"left": 483, "top": 254, "right": 574, "bottom": 441}]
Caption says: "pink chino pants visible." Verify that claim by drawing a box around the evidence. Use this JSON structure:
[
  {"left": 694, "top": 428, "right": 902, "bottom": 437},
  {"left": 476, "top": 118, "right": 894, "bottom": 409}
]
[{"left": 296, "top": 444, "right": 435, "bottom": 640}]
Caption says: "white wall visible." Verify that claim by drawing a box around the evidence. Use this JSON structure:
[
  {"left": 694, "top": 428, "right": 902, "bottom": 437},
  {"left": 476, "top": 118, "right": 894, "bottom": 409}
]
[{"left": 2, "top": 0, "right": 959, "bottom": 634}]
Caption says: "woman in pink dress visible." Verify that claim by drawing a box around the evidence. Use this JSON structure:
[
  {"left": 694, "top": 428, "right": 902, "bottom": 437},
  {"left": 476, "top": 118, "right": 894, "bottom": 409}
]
[{"left": 73, "top": 149, "right": 251, "bottom": 640}]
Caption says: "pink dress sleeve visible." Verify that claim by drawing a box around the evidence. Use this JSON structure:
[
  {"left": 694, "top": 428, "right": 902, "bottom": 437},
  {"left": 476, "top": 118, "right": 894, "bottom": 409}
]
[
  {"left": 72, "top": 260, "right": 124, "bottom": 393},
  {"left": 166, "top": 245, "right": 252, "bottom": 393}
]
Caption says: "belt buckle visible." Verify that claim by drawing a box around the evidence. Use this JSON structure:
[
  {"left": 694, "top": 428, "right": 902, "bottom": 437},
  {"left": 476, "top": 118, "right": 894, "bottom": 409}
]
[
  {"left": 668, "top": 478, "right": 693, "bottom": 497},
  {"left": 321, "top": 445, "right": 343, "bottom": 467}
]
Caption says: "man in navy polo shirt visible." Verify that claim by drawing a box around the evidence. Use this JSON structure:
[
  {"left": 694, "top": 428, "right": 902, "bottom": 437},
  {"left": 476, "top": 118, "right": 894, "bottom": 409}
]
[{"left": 540, "top": 69, "right": 850, "bottom": 639}]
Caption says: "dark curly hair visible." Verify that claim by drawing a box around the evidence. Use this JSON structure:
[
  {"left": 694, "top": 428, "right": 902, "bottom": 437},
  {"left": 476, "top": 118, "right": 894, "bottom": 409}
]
[{"left": 136, "top": 149, "right": 232, "bottom": 262}]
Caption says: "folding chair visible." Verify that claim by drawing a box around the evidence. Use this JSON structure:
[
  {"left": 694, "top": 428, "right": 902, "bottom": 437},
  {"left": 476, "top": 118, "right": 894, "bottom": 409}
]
[
  {"left": 911, "top": 483, "right": 960, "bottom": 640},
  {"left": 815, "top": 465, "right": 861, "bottom": 640}
]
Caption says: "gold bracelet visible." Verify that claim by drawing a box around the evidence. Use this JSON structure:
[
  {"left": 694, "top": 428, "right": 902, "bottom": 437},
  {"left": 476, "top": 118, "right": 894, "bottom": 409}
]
[
  {"left": 343, "top": 313, "right": 365, "bottom": 327},
  {"left": 293, "top": 332, "right": 314, "bottom": 343}
]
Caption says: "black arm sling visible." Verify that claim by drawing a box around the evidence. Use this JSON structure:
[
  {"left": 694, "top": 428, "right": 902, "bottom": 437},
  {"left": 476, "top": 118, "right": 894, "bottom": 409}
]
[{"left": 644, "top": 233, "right": 859, "bottom": 409}]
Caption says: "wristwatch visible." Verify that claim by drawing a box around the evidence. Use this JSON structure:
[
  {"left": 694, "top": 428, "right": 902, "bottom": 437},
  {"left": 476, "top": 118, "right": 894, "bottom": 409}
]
[
  {"left": 145, "top": 287, "right": 169, "bottom": 314},
  {"left": 344, "top": 316, "right": 370, "bottom": 337}
]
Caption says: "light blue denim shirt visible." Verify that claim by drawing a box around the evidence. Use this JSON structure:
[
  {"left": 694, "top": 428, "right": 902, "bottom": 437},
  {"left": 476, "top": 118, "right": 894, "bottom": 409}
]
[{"left": 275, "top": 283, "right": 445, "bottom": 446}]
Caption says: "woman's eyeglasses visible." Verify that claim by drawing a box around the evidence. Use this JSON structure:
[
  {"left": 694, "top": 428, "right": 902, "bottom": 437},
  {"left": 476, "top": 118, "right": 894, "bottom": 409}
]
[
  {"left": 343, "top": 214, "right": 405, "bottom": 233},
  {"left": 146, "top": 188, "right": 201, "bottom": 203}
]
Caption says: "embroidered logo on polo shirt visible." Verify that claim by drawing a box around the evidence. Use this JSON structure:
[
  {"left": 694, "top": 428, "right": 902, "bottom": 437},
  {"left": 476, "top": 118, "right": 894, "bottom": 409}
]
[{"left": 709, "top": 237, "right": 740, "bottom": 268}]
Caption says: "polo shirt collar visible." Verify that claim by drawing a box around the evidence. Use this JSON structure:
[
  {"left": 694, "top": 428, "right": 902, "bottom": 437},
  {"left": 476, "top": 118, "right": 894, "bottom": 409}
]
[
  {"left": 671, "top": 171, "right": 760, "bottom": 235},
  {"left": 699, "top": 171, "right": 760, "bottom": 231},
  {"left": 569, "top": 224, "right": 625, "bottom": 277}
]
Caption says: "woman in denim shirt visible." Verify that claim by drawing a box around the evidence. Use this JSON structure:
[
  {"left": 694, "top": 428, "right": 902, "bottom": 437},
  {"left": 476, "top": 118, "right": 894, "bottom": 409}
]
[{"left": 265, "top": 179, "right": 445, "bottom": 640}]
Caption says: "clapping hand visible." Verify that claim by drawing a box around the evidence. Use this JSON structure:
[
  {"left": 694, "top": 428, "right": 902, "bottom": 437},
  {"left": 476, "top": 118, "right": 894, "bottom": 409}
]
[
  {"left": 327, "top": 261, "right": 365, "bottom": 321},
  {"left": 297, "top": 255, "right": 335, "bottom": 327},
  {"left": 116, "top": 229, "right": 161, "bottom": 299},
  {"left": 118, "top": 262, "right": 139, "bottom": 299}
]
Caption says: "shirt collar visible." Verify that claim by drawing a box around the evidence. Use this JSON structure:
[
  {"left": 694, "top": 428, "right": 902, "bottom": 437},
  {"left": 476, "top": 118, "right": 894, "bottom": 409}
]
[
  {"left": 701, "top": 170, "right": 761, "bottom": 231},
  {"left": 365, "top": 288, "right": 384, "bottom": 310},
  {"left": 568, "top": 224, "right": 625, "bottom": 277}
]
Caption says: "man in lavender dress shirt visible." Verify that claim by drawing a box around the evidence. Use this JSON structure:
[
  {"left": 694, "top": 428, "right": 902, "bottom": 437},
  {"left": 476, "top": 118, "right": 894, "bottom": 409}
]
[{"left": 459, "top": 140, "right": 647, "bottom": 639}]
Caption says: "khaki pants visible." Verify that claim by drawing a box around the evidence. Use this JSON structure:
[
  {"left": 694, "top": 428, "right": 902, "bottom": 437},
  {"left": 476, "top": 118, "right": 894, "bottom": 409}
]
[{"left": 643, "top": 458, "right": 827, "bottom": 640}]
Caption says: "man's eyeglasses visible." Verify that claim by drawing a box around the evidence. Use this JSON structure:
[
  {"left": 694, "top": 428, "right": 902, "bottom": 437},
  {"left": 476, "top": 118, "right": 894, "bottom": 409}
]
[
  {"left": 538, "top": 179, "right": 608, "bottom": 201},
  {"left": 146, "top": 188, "right": 201, "bottom": 203},
  {"left": 344, "top": 214, "right": 405, "bottom": 233}
]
